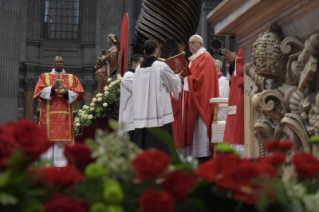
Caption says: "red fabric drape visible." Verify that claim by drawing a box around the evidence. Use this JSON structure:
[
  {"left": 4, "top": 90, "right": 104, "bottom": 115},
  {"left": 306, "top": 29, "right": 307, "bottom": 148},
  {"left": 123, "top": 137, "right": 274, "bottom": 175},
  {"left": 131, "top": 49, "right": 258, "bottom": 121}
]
[{"left": 119, "top": 13, "right": 129, "bottom": 76}]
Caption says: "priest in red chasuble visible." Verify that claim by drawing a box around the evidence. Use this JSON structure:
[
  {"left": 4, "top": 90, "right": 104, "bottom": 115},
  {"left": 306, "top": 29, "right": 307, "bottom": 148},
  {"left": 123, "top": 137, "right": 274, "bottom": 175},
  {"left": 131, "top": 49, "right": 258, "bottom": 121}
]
[
  {"left": 221, "top": 48, "right": 245, "bottom": 157},
  {"left": 34, "top": 56, "right": 84, "bottom": 167},
  {"left": 179, "top": 35, "right": 219, "bottom": 160}
]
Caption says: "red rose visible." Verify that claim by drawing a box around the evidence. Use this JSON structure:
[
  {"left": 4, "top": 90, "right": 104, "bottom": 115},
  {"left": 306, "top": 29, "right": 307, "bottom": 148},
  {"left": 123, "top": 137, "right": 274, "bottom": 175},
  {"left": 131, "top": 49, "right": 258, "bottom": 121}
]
[
  {"left": 195, "top": 154, "right": 240, "bottom": 186},
  {"left": 226, "top": 160, "right": 264, "bottom": 204},
  {"left": 260, "top": 153, "right": 286, "bottom": 167},
  {"left": 161, "top": 171, "right": 196, "bottom": 201},
  {"left": 0, "top": 124, "right": 15, "bottom": 157},
  {"left": 0, "top": 125, "right": 12, "bottom": 169},
  {"left": 196, "top": 155, "right": 269, "bottom": 205},
  {"left": 0, "top": 120, "right": 52, "bottom": 161},
  {"left": 132, "top": 149, "right": 171, "bottom": 181},
  {"left": 44, "top": 193, "right": 88, "bottom": 212},
  {"left": 139, "top": 189, "right": 174, "bottom": 212},
  {"left": 64, "top": 143, "right": 96, "bottom": 172},
  {"left": 32, "top": 165, "right": 85, "bottom": 188},
  {"left": 264, "top": 140, "right": 293, "bottom": 153},
  {"left": 293, "top": 152, "right": 319, "bottom": 179}
]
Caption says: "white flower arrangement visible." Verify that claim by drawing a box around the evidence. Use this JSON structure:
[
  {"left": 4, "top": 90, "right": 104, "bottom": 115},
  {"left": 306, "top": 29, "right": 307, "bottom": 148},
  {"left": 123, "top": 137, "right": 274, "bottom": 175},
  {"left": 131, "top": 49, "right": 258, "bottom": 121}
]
[
  {"left": 96, "top": 93, "right": 103, "bottom": 98},
  {"left": 74, "top": 76, "right": 123, "bottom": 136}
]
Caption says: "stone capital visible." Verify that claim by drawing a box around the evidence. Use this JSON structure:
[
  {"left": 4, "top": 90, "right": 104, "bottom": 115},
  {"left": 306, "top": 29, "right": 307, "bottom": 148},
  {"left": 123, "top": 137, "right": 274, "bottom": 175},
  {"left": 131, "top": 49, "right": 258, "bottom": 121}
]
[
  {"left": 82, "top": 79, "right": 96, "bottom": 92},
  {"left": 24, "top": 78, "right": 38, "bottom": 90}
]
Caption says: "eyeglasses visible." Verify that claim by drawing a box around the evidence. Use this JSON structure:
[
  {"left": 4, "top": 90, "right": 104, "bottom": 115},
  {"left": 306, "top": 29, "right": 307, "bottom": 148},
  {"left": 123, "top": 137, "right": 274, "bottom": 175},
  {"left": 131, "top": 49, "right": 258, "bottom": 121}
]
[{"left": 187, "top": 41, "right": 201, "bottom": 46}]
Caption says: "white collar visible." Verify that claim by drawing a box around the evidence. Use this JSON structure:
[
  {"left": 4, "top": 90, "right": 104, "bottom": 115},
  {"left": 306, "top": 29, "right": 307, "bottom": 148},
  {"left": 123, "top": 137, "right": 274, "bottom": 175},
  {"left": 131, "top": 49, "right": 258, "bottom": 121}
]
[
  {"left": 188, "top": 47, "right": 208, "bottom": 62},
  {"left": 51, "top": 68, "right": 66, "bottom": 74}
]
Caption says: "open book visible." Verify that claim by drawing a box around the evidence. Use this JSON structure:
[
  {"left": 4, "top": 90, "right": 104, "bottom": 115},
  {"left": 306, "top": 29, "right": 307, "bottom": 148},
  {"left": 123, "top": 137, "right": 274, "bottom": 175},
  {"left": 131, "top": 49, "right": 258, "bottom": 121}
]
[{"left": 158, "top": 52, "right": 191, "bottom": 77}]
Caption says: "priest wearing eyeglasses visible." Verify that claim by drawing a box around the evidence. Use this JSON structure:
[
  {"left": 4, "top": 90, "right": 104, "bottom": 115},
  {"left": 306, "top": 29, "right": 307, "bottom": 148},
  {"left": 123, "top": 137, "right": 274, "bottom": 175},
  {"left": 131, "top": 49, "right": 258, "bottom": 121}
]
[{"left": 179, "top": 35, "right": 219, "bottom": 161}]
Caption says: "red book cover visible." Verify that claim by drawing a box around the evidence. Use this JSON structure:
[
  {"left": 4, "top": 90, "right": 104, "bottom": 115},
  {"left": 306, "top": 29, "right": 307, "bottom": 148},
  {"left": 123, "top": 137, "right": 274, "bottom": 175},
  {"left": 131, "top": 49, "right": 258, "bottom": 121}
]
[{"left": 158, "top": 53, "right": 191, "bottom": 77}]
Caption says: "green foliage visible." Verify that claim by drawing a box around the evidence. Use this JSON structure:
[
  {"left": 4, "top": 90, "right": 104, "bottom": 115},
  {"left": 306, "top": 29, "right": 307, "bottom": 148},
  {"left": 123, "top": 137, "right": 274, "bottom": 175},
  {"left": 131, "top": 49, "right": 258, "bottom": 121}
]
[
  {"left": 85, "top": 127, "right": 141, "bottom": 182},
  {"left": 85, "top": 163, "right": 108, "bottom": 179}
]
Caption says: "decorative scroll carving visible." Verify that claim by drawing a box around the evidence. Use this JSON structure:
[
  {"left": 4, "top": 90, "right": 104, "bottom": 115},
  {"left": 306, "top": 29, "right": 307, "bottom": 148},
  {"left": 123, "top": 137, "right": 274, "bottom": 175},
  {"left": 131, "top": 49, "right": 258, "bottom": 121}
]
[
  {"left": 246, "top": 26, "right": 319, "bottom": 156},
  {"left": 280, "top": 36, "right": 304, "bottom": 55}
]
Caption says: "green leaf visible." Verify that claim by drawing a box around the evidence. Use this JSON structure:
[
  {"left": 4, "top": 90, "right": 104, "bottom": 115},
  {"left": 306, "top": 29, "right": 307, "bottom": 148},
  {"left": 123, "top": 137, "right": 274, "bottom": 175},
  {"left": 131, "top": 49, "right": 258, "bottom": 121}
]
[
  {"left": 309, "top": 135, "right": 319, "bottom": 143},
  {"left": 0, "top": 192, "right": 17, "bottom": 205},
  {"left": 108, "top": 119, "right": 120, "bottom": 130},
  {"left": 148, "top": 128, "right": 181, "bottom": 165}
]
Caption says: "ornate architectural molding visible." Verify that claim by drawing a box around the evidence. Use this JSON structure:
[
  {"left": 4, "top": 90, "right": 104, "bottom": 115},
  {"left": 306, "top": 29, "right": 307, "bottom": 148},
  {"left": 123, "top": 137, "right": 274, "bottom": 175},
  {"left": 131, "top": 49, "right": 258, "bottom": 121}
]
[
  {"left": 24, "top": 78, "right": 38, "bottom": 90},
  {"left": 246, "top": 27, "right": 319, "bottom": 156}
]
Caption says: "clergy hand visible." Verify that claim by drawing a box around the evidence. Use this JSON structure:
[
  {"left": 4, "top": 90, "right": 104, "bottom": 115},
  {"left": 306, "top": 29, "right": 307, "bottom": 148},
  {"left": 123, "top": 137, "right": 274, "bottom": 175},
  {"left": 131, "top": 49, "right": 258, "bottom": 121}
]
[
  {"left": 177, "top": 71, "right": 184, "bottom": 83},
  {"left": 52, "top": 81, "right": 60, "bottom": 90},
  {"left": 221, "top": 49, "right": 236, "bottom": 66},
  {"left": 57, "top": 85, "right": 68, "bottom": 95}
]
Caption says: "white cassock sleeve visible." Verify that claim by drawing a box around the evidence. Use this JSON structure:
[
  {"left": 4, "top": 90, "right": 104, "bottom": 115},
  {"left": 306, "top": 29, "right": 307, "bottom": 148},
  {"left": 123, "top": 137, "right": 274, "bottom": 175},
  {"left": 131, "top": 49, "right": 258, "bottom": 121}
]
[
  {"left": 183, "top": 77, "right": 189, "bottom": 91},
  {"left": 118, "top": 72, "right": 134, "bottom": 135},
  {"left": 160, "top": 64, "right": 182, "bottom": 100},
  {"left": 67, "top": 91, "right": 79, "bottom": 104},
  {"left": 39, "top": 86, "right": 53, "bottom": 100},
  {"left": 39, "top": 86, "right": 78, "bottom": 104},
  {"left": 218, "top": 77, "right": 230, "bottom": 98}
]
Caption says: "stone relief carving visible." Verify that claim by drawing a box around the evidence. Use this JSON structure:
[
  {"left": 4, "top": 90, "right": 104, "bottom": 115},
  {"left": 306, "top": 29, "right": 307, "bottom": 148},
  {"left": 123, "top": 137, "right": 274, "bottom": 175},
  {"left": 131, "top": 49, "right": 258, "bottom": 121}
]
[{"left": 246, "top": 25, "right": 319, "bottom": 156}]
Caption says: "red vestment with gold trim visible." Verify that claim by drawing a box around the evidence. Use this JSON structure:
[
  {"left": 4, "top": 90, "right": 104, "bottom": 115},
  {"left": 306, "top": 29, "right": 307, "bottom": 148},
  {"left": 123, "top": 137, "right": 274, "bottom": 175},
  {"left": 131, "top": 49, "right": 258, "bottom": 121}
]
[{"left": 34, "top": 73, "right": 84, "bottom": 142}]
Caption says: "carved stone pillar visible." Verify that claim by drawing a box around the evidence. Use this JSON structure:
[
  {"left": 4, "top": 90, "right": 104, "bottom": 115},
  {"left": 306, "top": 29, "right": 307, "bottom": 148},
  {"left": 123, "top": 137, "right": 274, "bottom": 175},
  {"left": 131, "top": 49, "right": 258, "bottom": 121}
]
[
  {"left": 24, "top": 78, "right": 37, "bottom": 120},
  {"left": 82, "top": 80, "right": 96, "bottom": 105}
]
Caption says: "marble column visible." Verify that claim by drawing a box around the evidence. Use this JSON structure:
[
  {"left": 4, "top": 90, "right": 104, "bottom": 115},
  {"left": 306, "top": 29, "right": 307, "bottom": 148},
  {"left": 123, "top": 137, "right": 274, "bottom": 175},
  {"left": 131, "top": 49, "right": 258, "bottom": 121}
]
[{"left": 0, "top": 0, "right": 27, "bottom": 124}]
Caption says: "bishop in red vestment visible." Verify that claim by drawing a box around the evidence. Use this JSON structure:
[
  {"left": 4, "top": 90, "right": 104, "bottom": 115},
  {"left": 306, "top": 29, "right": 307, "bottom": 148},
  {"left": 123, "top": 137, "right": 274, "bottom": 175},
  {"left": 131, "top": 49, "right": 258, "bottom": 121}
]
[
  {"left": 222, "top": 48, "right": 245, "bottom": 157},
  {"left": 34, "top": 56, "right": 84, "bottom": 166},
  {"left": 180, "top": 35, "right": 219, "bottom": 159}
]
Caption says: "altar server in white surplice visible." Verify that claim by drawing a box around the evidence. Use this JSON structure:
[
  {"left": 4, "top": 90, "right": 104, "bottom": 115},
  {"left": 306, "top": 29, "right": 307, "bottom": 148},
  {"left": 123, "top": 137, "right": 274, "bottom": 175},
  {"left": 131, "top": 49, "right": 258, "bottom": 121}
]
[
  {"left": 215, "top": 59, "right": 229, "bottom": 121},
  {"left": 132, "top": 40, "right": 182, "bottom": 155},
  {"left": 118, "top": 54, "right": 144, "bottom": 140}
]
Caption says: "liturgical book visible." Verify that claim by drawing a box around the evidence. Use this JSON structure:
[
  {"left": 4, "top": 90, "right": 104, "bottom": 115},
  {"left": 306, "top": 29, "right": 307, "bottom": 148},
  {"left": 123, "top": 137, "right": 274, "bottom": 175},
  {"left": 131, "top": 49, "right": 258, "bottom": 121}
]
[{"left": 158, "top": 52, "right": 191, "bottom": 77}]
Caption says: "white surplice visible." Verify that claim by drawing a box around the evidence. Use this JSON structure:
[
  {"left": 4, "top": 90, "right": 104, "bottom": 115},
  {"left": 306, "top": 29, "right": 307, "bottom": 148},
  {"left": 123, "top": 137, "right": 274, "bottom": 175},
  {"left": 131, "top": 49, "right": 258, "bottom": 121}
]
[
  {"left": 217, "top": 75, "right": 230, "bottom": 121},
  {"left": 133, "top": 61, "right": 181, "bottom": 128},
  {"left": 118, "top": 71, "right": 134, "bottom": 135}
]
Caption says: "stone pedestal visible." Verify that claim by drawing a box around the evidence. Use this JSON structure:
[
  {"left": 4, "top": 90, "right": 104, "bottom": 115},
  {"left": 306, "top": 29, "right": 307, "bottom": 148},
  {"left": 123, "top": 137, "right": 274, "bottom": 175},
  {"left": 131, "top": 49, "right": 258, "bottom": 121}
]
[{"left": 207, "top": 0, "right": 319, "bottom": 158}]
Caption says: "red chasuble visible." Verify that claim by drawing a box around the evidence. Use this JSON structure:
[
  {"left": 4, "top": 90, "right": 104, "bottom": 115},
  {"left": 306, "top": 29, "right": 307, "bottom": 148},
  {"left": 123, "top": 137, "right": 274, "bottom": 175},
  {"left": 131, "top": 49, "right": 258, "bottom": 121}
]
[
  {"left": 223, "top": 48, "right": 244, "bottom": 145},
  {"left": 33, "top": 73, "right": 84, "bottom": 142},
  {"left": 180, "top": 53, "right": 219, "bottom": 147}
]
